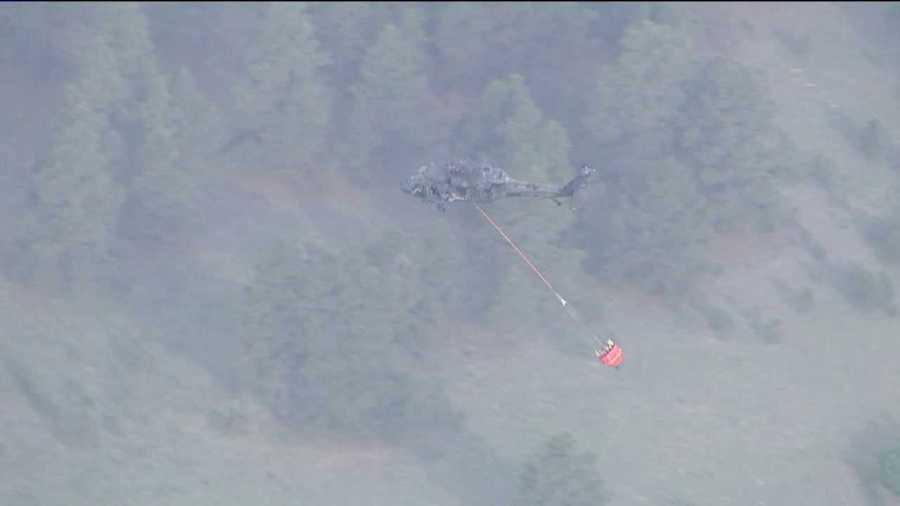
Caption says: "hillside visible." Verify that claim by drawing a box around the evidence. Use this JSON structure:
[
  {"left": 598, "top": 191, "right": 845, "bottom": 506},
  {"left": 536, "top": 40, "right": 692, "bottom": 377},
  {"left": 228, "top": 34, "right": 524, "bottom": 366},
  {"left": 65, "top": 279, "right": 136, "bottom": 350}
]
[{"left": 2, "top": 4, "right": 900, "bottom": 506}]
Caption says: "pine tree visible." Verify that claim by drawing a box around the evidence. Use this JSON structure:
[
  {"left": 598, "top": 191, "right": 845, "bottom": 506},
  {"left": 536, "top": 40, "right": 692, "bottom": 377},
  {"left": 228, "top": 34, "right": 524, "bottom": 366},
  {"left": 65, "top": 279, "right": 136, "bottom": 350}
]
[
  {"left": 517, "top": 433, "right": 608, "bottom": 506},
  {"left": 232, "top": 3, "right": 331, "bottom": 172},
  {"left": 459, "top": 74, "right": 570, "bottom": 184},
  {"left": 432, "top": 4, "right": 600, "bottom": 122},
  {"left": 307, "top": 2, "right": 392, "bottom": 84},
  {"left": 574, "top": 19, "right": 787, "bottom": 294},
  {"left": 241, "top": 225, "right": 462, "bottom": 437},
  {"left": 584, "top": 19, "right": 698, "bottom": 151},
  {"left": 104, "top": 5, "right": 203, "bottom": 247},
  {"left": 676, "top": 58, "right": 778, "bottom": 192},
  {"left": 31, "top": 10, "right": 131, "bottom": 287},
  {"left": 169, "top": 67, "right": 226, "bottom": 169},
  {"left": 881, "top": 447, "right": 900, "bottom": 497},
  {"left": 349, "top": 20, "right": 436, "bottom": 174}
]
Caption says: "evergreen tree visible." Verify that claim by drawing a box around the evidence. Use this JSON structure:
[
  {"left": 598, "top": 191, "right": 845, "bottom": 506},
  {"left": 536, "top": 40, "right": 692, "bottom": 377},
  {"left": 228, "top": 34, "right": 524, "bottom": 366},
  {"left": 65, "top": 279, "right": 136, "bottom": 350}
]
[
  {"left": 169, "top": 67, "right": 226, "bottom": 168},
  {"left": 676, "top": 58, "right": 778, "bottom": 187},
  {"left": 32, "top": 4, "right": 227, "bottom": 280},
  {"left": 431, "top": 3, "right": 503, "bottom": 93},
  {"left": 33, "top": 90, "right": 124, "bottom": 288},
  {"left": 232, "top": 2, "right": 331, "bottom": 172},
  {"left": 432, "top": 4, "right": 601, "bottom": 127},
  {"left": 103, "top": 5, "right": 209, "bottom": 248},
  {"left": 349, "top": 20, "right": 436, "bottom": 175},
  {"left": 574, "top": 19, "right": 788, "bottom": 294},
  {"left": 677, "top": 58, "right": 785, "bottom": 233},
  {"left": 241, "top": 225, "right": 463, "bottom": 438},
  {"left": 881, "top": 447, "right": 900, "bottom": 497},
  {"left": 584, "top": 19, "right": 698, "bottom": 152},
  {"left": 307, "top": 2, "right": 394, "bottom": 84},
  {"left": 517, "top": 433, "right": 608, "bottom": 506},
  {"left": 569, "top": 157, "right": 712, "bottom": 296},
  {"left": 458, "top": 74, "right": 570, "bottom": 184},
  {"left": 31, "top": 9, "right": 132, "bottom": 287}
]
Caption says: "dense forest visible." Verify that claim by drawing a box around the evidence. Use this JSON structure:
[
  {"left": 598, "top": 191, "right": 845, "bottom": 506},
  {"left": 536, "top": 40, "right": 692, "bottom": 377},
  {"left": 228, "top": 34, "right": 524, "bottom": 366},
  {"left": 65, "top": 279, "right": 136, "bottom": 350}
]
[{"left": 2, "top": 3, "right": 900, "bottom": 505}]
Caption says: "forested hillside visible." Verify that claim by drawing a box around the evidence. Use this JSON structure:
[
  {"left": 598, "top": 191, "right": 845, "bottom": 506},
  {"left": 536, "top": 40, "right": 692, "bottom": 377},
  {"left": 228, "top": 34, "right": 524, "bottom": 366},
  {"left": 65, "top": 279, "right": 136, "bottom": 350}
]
[{"left": 2, "top": 3, "right": 900, "bottom": 505}]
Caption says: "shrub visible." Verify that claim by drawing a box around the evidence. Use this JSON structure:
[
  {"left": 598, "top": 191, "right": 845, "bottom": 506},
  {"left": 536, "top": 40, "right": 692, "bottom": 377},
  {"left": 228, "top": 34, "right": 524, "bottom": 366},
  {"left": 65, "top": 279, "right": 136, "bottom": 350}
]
[
  {"left": 860, "top": 210, "right": 900, "bottom": 266},
  {"left": 770, "top": 278, "right": 815, "bottom": 315},
  {"left": 830, "top": 261, "right": 896, "bottom": 315},
  {"left": 743, "top": 306, "right": 783, "bottom": 344},
  {"left": 207, "top": 405, "right": 249, "bottom": 436},
  {"left": 517, "top": 433, "right": 608, "bottom": 506},
  {"left": 880, "top": 447, "right": 900, "bottom": 496},
  {"left": 689, "top": 295, "right": 735, "bottom": 338}
]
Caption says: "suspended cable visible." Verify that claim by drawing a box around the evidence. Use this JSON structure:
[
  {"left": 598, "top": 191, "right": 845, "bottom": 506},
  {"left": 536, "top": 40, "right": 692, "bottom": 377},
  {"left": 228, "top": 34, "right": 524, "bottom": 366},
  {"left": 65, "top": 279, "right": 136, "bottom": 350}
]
[{"left": 473, "top": 203, "right": 569, "bottom": 309}]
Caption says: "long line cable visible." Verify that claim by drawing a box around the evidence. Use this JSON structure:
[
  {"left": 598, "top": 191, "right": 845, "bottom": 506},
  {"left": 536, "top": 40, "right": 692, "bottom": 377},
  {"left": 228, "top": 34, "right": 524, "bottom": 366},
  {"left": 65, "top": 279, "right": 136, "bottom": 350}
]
[
  {"left": 474, "top": 203, "right": 582, "bottom": 322},
  {"left": 474, "top": 203, "right": 615, "bottom": 357},
  {"left": 474, "top": 204, "right": 565, "bottom": 305}
]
